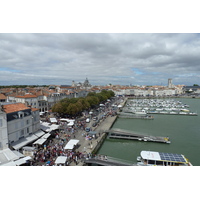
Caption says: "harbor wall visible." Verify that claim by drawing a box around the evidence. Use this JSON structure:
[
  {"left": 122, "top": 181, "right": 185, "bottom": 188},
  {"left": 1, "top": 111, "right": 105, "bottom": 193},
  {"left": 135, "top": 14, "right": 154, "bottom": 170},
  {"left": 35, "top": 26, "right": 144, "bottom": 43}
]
[
  {"left": 86, "top": 97, "right": 127, "bottom": 155},
  {"left": 91, "top": 115, "right": 118, "bottom": 154}
]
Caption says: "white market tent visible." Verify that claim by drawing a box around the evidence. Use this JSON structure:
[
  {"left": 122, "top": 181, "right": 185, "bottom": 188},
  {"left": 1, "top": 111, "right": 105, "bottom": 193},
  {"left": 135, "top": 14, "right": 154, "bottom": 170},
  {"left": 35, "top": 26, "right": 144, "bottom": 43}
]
[
  {"left": 64, "top": 139, "right": 79, "bottom": 150},
  {"left": 14, "top": 156, "right": 32, "bottom": 166},
  {"left": 50, "top": 118, "right": 57, "bottom": 123},
  {"left": 44, "top": 124, "right": 60, "bottom": 132},
  {"left": 55, "top": 156, "right": 67, "bottom": 165},
  {"left": 67, "top": 121, "right": 74, "bottom": 127},
  {"left": 39, "top": 112, "right": 45, "bottom": 116}
]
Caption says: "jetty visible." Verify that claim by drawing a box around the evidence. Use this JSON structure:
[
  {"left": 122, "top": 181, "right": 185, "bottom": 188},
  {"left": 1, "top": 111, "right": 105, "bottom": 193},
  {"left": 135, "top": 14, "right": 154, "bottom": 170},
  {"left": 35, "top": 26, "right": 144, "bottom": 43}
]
[
  {"left": 147, "top": 111, "right": 197, "bottom": 116},
  {"left": 117, "top": 112, "right": 154, "bottom": 119},
  {"left": 84, "top": 155, "right": 136, "bottom": 166},
  {"left": 106, "top": 128, "right": 170, "bottom": 143}
]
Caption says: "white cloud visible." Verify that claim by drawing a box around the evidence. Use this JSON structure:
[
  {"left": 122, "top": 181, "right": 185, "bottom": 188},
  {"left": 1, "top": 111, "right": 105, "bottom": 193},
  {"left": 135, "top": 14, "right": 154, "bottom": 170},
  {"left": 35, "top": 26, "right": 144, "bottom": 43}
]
[{"left": 1, "top": 33, "right": 200, "bottom": 86}]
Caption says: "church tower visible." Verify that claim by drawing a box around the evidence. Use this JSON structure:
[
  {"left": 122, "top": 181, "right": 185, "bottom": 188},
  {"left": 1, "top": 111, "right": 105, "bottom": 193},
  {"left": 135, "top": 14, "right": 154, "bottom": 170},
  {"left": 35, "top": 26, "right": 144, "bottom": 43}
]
[{"left": 168, "top": 78, "right": 173, "bottom": 88}]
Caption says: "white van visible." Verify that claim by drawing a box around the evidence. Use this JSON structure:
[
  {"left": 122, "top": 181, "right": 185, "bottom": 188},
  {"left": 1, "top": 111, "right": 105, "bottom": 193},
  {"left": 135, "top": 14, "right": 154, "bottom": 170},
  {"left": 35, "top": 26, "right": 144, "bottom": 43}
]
[{"left": 86, "top": 118, "right": 90, "bottom": 123}]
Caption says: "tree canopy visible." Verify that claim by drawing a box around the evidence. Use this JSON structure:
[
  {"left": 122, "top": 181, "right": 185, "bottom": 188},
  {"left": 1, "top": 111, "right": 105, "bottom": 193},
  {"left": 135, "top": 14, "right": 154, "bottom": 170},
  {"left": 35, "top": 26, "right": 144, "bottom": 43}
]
[{"left": 52, "top": 90, "right": 115, "bottom": 116}]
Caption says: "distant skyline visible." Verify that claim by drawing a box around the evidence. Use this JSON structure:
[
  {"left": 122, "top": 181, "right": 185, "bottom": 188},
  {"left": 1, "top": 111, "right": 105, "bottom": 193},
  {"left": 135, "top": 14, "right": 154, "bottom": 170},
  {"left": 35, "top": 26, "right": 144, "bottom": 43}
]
[{"left": 1, "top": 33, "right": 200, "bottom": 86}]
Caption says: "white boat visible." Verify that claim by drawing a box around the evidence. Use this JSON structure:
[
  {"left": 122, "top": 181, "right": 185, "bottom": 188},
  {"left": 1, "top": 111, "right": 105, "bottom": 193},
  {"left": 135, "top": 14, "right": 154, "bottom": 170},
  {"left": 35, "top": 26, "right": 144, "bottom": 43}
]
[{"left": 137, "top": 151, "right": 192, "bottom": 166}]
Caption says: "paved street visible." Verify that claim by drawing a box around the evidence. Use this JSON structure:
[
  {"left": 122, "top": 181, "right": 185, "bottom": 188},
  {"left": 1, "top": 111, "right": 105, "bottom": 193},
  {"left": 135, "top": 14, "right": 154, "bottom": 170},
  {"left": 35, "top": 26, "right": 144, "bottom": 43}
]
[{"left": 69, "top": 115, "right": 117, "bottom": 166}]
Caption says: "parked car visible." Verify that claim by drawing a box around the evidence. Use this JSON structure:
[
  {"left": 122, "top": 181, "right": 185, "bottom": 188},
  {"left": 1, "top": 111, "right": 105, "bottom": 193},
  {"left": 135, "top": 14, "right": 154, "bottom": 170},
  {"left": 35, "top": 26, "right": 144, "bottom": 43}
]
[
  {"left": 92, "top": 122, "right": 98, "bottom": 127},
  {"left": 93, "top": 117, "right": 98, "bottom": 121},
  {"left": 85, "top": 127, "right": 91, "bottom": 132},
  {"left": 86, "top": 118, "right": 90, "bottom": 123}
]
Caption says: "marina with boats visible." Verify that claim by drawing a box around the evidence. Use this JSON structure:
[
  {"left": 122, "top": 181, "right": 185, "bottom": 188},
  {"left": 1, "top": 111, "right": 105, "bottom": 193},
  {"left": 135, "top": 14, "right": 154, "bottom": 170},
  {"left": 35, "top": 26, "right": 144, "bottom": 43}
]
[
  {"left": 96, "top": 97, "right": 200, "bottom": 166},
  {"left": 123, "top": 98, "right": 198, "bottom": 116}
]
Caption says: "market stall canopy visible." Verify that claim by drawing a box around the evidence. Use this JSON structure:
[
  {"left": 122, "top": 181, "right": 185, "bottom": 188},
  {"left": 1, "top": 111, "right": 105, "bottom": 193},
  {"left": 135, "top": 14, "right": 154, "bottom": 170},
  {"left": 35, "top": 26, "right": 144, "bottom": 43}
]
[
  {"left": 67, "top": 121, "right": 74, "bottom": 126},
  {"left": 14, "top": 156, "right": 32, "bottom": 166},
  {"left": 50, "top": 118, "right": 57, "bottom": 123},
  {"left": 64, "top": 139, "right": 79, "bottom": 150},
  {"left": 0, "top": 148, "right": 20, "bottom": 165},
  {"left": 34, "top": 130, "right": 46, "bottom": 137},
  {"left": 55, "top": 156, "right": 67, "bottom": 164},
  {"left": 49, "top": 124, "right": 59, "bottom": 131},
  {"left": 40, "top": 122, "right": 51, "bottom": 131},
  {"left": 41, "top": 123, "right": 59, "bottom": 132},
  {"left": 11, "top": 134, "right": 38, "bottom": 150},
  {"left": 33, "top": 138, "right": 47, "bottom": 145},
  {"left": 42, "top": 133, "right": 51, "bottom": 139}
]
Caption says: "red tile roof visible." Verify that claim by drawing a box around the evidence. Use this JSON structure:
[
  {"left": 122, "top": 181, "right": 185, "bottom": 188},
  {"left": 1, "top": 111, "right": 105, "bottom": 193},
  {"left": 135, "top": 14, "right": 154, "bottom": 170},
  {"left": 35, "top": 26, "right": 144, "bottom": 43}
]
[
  {"left": 16, "top": 94, "right": 37, "bottom": 98},
  {"left": 31, "top": 108, "right": 39, "bottom": 112},
  {"left": 2, "top": 103, "right": 30, "bottom": 114},
  {"left": 0, "top": 93, "right": 6, "bottom": 99}
]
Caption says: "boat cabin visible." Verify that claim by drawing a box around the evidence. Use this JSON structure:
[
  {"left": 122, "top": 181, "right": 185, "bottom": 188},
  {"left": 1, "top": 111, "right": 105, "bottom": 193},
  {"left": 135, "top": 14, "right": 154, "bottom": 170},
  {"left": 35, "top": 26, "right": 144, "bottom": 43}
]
[{"left": 137, "top": 151, "right": 191, "bottom": 166}]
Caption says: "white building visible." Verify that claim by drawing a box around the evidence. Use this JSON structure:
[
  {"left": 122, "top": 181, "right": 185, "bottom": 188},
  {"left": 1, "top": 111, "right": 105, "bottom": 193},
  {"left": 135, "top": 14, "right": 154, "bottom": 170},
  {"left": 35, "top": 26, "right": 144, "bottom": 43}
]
[
  {"left": 0, "top": 109, "right": 9, "bottom": 150},
  {"left": 1, "top": 103, "right": 42, "bottom": 150}
]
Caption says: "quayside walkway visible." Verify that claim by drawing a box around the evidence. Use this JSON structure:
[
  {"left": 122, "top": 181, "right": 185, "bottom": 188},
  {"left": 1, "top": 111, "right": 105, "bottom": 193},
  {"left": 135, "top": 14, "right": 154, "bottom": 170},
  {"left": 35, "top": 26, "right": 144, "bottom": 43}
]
[
  {"left": 107, "top": 128, "right": 170, "bottom": 144},
  {"left": 84, "top": 155, "right": 137, "bottom": 166}
]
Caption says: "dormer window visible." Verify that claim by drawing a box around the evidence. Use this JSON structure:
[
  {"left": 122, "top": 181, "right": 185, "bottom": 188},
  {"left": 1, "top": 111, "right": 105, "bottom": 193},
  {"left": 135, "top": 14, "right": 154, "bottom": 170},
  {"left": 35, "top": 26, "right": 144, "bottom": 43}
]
[{"left": 18, "top": 111, "right": 24, "bottom": 118}]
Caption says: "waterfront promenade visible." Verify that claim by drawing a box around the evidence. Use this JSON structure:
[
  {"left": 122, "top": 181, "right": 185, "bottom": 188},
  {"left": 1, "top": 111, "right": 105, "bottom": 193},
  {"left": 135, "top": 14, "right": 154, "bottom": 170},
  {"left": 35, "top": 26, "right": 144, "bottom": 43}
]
[
  {"left": 69, "top": 115, "right": 117, "bottom": 166},
  {"left": 69, "top": 97, "right": 127, "bottom": 166}
]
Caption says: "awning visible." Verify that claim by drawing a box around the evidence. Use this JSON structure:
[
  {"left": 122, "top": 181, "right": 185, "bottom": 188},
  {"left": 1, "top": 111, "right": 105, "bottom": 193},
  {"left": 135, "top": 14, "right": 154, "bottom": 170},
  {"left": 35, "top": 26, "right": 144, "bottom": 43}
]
[
  {"left": 45, "top": 124, "right": 60, "bottom": 132},
  {"left": 12, "top": 150, "right": 25, "bottom": 158},
  {"left": 34, "top": 130, "right": 46, "bottom": 138},
  {"left": 33, "top": 138, "right": 47, "bottom": 145},
  {"left": 55, "top": 156, "right": 67, "bottom": 164},
  {"left": 11, "top": 134, "right": 38, "bottom": 150},
  {"left": 40, "top": 122, "right": 51, "bottom": 131},
  {"left": 49, "top": 124, "right": 59, "bottom": 130},
  {"left": 14, "top": 156, "right": 32, "bottom": 166},
  {"left": 42, "top": 133, "right": 51, "bottom": 139},
  {"left": 0, "top": 148, "right": 20, "bottom": 165},
  {"left": 0, "top": 161, "right": 16, "bottom": 166},
  {"left": 22, "top": 146, "right": 36, "bottom": 151}
]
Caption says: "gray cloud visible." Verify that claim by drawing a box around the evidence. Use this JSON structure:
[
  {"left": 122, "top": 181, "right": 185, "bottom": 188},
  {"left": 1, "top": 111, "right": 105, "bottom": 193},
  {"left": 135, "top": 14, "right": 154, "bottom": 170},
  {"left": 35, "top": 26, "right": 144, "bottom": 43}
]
[{"left": 0, "top": 33, "right": 200, "bottom": 86}]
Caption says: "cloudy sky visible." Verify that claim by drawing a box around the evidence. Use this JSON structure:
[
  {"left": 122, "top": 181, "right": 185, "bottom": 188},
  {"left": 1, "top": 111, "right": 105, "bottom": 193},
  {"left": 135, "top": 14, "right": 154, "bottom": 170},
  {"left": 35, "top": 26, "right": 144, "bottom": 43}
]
[{"left": 1, "top": 33, "right": 200, "bottom": 86}]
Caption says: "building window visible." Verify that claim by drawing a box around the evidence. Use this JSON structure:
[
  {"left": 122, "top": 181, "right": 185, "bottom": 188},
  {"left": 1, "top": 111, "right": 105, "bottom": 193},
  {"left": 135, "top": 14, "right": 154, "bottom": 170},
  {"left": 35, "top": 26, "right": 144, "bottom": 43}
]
[
  {"left": 21, "top": 121, "right": 24, "bottom": 127},
  {"left": 26, "top": 119, "right": 29, "bottom": 125},
  {"left": 15, "top": 122, "right": 18, "bottom": 129},
  {"left": 27, "top": 127, "right": 29, "bottom": 134},
  {"left": 20, "top": 130, "right": 24, "bottom": 137},
  {"left": 0, "top": 119, "right": 2, "bottom": 127}
]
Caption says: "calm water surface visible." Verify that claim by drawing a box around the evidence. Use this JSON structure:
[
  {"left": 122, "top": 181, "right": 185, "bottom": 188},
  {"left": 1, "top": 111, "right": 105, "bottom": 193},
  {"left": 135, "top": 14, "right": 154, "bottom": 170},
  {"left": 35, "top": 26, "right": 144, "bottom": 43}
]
[{"left": 97, "top": 98, "right": 200, "bottom": 166}]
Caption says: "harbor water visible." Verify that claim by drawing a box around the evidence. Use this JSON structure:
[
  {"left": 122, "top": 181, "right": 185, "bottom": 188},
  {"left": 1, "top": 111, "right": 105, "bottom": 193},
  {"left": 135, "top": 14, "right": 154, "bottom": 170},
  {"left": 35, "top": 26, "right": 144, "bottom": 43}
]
[{"left": 97, "top": 98, "right": 200, "bottom": 166}]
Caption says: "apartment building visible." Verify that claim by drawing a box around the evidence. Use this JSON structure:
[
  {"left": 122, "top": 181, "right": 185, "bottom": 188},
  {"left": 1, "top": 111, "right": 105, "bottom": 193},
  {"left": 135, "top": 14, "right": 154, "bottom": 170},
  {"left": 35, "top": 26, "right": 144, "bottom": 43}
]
[
  {"left": 1, "top": 103, "right": 41, "bottom": 150},
  {"left": 0, "top": 109, "right": 8, "bottom": 150}
]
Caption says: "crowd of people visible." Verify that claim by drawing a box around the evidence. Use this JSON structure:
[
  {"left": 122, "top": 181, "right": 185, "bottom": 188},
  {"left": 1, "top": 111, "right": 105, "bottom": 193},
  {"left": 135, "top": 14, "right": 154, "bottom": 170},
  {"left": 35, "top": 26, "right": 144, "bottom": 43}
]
[{"left": 26, "top": 97, "right": 123, "bottom": 166}]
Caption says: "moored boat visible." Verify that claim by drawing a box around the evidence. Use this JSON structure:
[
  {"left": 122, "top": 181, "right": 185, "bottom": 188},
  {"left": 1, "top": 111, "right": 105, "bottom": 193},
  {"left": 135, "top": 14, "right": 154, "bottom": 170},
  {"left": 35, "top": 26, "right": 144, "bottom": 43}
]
[{"left": 137, "top": 151, "right": 192, "bottom": 166}]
